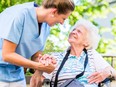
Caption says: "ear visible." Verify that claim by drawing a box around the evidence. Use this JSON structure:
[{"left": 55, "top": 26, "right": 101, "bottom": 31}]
[
  {"left": 51, "top": 8, "right": 58, "bottom": 16},
  {"left": 83, "top": 41, "right": 89, "bottom": 47},
  {"left": 84, "top": 43, "right": 89, "bottom": 47}
]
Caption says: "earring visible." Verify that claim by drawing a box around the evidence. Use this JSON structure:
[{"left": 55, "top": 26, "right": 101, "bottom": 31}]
[{"left": 51, "top": 15, "right": 54, "bottom": 17}]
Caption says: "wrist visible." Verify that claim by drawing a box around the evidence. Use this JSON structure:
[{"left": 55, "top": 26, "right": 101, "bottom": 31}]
[{"left": 109, "top": 70, "right": 113, "bottom": 78}]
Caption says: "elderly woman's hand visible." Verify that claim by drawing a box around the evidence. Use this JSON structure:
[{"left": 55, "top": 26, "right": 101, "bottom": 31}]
[
  {"left": 88, "top": 70, "right": 111, "bottom": 84},
  {"left": 35, "top": 54, "right": 56, "bottom": 73},
  {"left": 39, "top": 54, "right": 57, "bottom": 66}
]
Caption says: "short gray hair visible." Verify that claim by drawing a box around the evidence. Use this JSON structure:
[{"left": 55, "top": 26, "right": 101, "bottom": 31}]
[{"left": 72, "top": 19, "right": 101, "bottom": 49}]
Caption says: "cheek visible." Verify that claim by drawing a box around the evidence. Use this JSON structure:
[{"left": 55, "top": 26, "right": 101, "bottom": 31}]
[
  {"left": 68, "top": 37, "right": 75, "bottom": 44},
  {"left": 55, "top": 18, "right": 60, "bottom": 22},
  {"left": 68, "top": 37, "right": 72, "bottom": 42},
  {"left": 57, "top": 16, "right": 62, "bottom": 21}
]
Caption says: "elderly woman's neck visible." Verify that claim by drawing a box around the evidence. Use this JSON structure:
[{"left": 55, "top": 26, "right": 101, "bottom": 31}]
[{"left": 70, "top": 46, "right": 84, "bottom": 57}]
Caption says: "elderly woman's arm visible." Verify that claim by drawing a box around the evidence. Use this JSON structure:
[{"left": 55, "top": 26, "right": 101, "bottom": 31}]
[
  {"left": 110, "top": 66, "right": 116, "bottom": 79},
  {"left": 88, "top": 50, "right": 116, "bottom": 84},
  {"left": 88, "top": 66, "right": 116, "bottom": 84}
]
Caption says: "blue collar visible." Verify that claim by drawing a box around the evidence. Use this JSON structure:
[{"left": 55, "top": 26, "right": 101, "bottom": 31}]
[{"left": 34, "top": 2, "right": 38, "bottom": 7}]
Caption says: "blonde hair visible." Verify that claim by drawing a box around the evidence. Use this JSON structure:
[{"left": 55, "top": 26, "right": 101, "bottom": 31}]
[
  {"left": 42, "top": 0, "right": 75, "bottom": 14},
  {"left": 72, "top": 19, "right": 100, "bottom": 50}
]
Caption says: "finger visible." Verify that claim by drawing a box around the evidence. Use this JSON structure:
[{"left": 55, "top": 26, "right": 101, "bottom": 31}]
[
  {"left": 88, "top": 72, "right": 99, "bottom": 79},
  {"left": 91, "top": 77, "right": 101, "bottom": 84},
  {"left": 48, "top": 58, "right": 52, "bottom": 64},
  {"left": 38, "top": 54, "right": 42, "bottom": 58},
  {"left": 88, "top": 74, "right": 101, "bottom": 84},
  {"left": 49, "top": 56, "right": 57, "bottom": 64},
  {"left": 42, "top": 54, "right": 51, "bottom": 60},
  {"left": 51, "top": 58, "right": 57, "bottom": 64},
  {"left": 40, "top": 59, "right": 46, "bottom": 65},
  {"left": 45, "top": 60, "right": 48, "bottom": 66},
  {"left": 44, "top": 58, "right": 52, "bottom": 66}
]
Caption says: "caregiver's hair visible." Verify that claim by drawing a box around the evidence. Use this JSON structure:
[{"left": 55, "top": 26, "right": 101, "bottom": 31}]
[
  {"left": 72, "top": 19, "right": 100, "bottom": 49},
  {"left": 42, "top": 0, "right": 75, "bottom": 14}
]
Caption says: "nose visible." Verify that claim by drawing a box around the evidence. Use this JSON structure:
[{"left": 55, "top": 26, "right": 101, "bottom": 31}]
[
  {"left": 72, "top": 30, "right": 77, "bottom": 35},
  {"left": 60, "top": 20, "right": 64, "bottom": 25}
]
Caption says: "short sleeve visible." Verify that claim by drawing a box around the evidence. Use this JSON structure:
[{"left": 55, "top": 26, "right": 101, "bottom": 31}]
[
  {"left": 40, "top": 23, "right": 50, "bottom": 51},
  {"left": 0, "top": 9, "right": 24, "bottom": 44}
]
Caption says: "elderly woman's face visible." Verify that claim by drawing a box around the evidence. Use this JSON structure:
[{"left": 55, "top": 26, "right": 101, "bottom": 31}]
[{"left": 68, "top": 25, "right": 88, "bottom": 46}]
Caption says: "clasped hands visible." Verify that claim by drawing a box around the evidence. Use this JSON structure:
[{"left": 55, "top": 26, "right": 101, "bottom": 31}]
[
  {"left": 30, "top": 54, "right": 57, "bottom": 87},
  {"left": 35, "top": 54, "right": 111, "bottom": 84},
  {"left": 37, "top": 54, "right": 57, "bottom": 74}
]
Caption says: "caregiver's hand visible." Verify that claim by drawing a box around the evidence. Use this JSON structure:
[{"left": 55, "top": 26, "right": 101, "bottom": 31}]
[{"left": 39, "top": 54, "right": 57, "bottom": 66}]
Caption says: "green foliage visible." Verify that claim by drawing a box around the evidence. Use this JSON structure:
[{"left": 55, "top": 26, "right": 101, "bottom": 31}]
[
  {"left": 67, "top": 1, "right": 112, "bottom": 55},
  {"left": 44, "top": 39, "right": 63, "bottom": 54},
  {"left": 46, "top": 0, "right": 112, "bottom": 53},
  {"left": 25, "top": 71, "right": 33, "bottom": 76},
  {"left": 97, "top": 39, "right": 110, "bottom": 53},
  {"left": 0, "top": 0, "right": 42, "bottom": 12},
  {"left": 46, "top": 0, "right": 116, "bottom": 54},
  {"left": 111, "top": 18, "right": 116, "bottom": 36},
  {"left": 1, "top": 0, "right": 116, "bottom": 54},
  {"left": 69, "top": 0, "right": 109, "bottom": 26},
  {"left": 50, "top": 27, "right": 61, "bottom": 37}
]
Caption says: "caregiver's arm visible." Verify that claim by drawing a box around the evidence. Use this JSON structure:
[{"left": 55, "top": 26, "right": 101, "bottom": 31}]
[{"left": 2, "top": 39, "right": 55, "bottom": 73}]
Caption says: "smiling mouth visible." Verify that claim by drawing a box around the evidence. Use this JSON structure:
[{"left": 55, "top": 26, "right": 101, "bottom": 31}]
[{"left": 70, "top": 34, "right": 77, "bottom": 39}]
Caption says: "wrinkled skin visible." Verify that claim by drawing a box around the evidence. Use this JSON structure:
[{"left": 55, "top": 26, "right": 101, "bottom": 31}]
[
  {"left": 30, "top": 70, "right": 44, "bottom": 87},
  {"left": 30, "top": 54, "right": 56, "bottom": 87}
]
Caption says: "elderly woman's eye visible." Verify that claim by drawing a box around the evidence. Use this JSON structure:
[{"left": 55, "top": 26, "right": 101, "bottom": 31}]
[
  {"left": 72, "top": 28, "right": 76, "bottom": 31},
  {"left": 77, "top": 30, "right": 81, "bottom": 33}
]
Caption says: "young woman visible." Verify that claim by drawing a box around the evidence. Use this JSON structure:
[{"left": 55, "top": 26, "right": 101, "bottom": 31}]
[{"left": 0, "top": 0, "right": 75, "bottom": 87}]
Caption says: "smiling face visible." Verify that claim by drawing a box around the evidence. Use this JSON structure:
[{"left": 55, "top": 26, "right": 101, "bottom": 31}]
[
  {"left": 68, "top": 25, "right": 88, "bottom": 47},
  {"left": 46, "top": 10, "right": 72, "bottom": 26}
]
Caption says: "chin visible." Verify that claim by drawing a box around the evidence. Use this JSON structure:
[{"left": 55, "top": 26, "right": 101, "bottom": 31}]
[
  {"left": 68, "top": 39, "right": 71, "bottom": 43},
  {"left": 48, "top": 23, "right": 54, "bottom": 27}
]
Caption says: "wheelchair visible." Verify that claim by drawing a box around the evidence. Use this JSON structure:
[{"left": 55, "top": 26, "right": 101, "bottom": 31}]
[
  {"left": 28, "top": 69, "right": 113, "bottom": 87},
  {"left": 98, "top": 77, "right": 114, "bottom": 87}
]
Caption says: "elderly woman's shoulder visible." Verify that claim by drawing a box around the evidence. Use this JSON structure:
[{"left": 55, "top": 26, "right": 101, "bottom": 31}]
[
  {"left": 87, "top": 49, "right": 101, "bottom": 55},
  {"left": 51, "top": 51, "right": 65, "bottom": 58}
]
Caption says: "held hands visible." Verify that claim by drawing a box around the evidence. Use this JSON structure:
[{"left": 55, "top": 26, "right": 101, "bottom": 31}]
[
  {"left": 39, "top": 54, "right": 56, "bottom": 66},
  {"left": 37, "top": 54, "right": 57, "bottom": 73},
  {"left": 30, "top": 54, "right": 56, "bottom": 87}
]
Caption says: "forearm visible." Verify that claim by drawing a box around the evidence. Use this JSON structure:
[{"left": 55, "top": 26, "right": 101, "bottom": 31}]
[
  {"left": 102, "top": 66, "right": 116, "bottom": 79},
  {"left": 3, "top": 52, "right": 46, "bottom": 71},
  {"left": 29, "top": 51, "right": 43, "bottom": 73},
  {"left": 110, "top": 67, "right": 116, "bottom": 79},
  {"left": 31, "top": 51, "right": 42, "bottom": 62},
  {"left": 2, "top": 40, "right": 55, "bottom": 73}
]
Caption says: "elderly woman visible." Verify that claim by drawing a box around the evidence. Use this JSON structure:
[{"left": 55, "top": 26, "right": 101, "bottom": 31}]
[{"left": 32, "top": 19, "right": 116, "bottom": 87}]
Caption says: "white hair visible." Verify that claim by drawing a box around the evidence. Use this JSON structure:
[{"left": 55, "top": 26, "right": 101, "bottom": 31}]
[{"left": 71, "top": 19, "right": 101, "bottom": 50}]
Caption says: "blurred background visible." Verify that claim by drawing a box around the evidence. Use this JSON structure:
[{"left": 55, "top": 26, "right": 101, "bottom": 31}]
[{"left": 1, "top": 0, "right": 116, "bottom": 86}]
